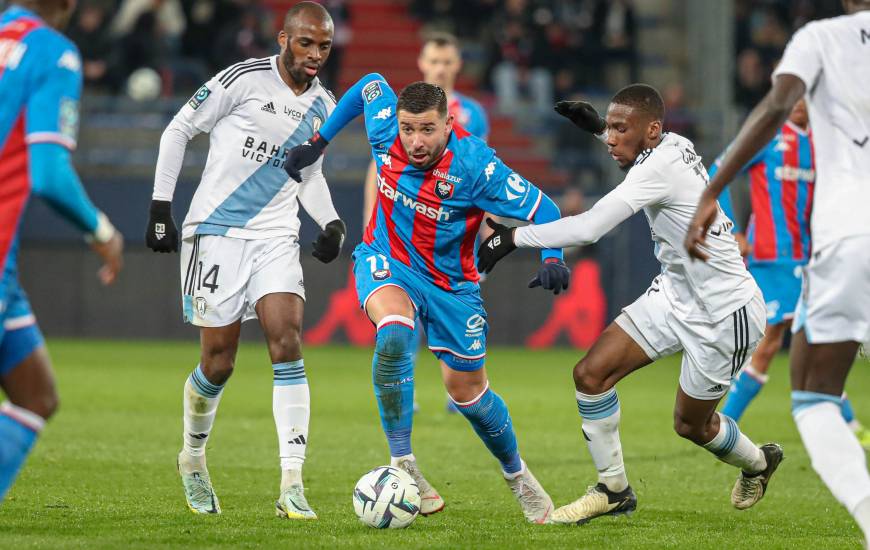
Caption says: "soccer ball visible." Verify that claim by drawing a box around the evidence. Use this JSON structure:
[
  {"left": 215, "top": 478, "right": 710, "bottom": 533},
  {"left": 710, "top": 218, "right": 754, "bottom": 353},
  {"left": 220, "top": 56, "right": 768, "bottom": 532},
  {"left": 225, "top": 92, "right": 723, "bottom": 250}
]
[{"left": 353, "top": 466, "right": 421, "bottom": 529}]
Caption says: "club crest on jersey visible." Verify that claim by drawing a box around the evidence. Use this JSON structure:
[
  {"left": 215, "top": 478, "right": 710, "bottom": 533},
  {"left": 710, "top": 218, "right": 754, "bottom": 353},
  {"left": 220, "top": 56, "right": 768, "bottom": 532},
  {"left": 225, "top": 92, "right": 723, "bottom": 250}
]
[
  {"left": 312, "top": 116, "right": 322, "bottom": 132},
  {"left": 372, "top": 268, "right": 391, "bottom": 281},
  {"left": 195, "top": 297, "right": 207, "bottom": 317},
  {"left": 363, "top": 81, "right": 382, "bottom": 103},
  {"left": 435, "top": 180, "right": 454, "bottom": 200},
  {"left": 188, "top": 85, "right": 211, "bottom": 110}
]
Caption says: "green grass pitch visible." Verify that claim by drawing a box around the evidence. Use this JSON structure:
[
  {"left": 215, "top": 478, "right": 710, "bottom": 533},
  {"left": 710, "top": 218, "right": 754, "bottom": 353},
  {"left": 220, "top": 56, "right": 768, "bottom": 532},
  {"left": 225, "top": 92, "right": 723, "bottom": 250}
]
[{"left": 0, "top": 339, "right": 864, "bottom": 548}]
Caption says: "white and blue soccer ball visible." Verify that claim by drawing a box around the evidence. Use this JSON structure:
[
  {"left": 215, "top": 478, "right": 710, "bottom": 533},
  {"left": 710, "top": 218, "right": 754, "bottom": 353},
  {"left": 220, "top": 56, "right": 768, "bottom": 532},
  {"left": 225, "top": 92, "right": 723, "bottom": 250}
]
[{"left": 353, "top": 466, "right": 421, "bottom": 529}]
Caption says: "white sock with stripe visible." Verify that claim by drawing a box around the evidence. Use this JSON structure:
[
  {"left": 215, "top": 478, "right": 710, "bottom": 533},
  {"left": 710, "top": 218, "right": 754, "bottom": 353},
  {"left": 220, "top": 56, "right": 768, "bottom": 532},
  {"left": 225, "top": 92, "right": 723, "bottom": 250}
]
[
  {"left": 703, "top": 412, "right": 766, "bottom": 473},
  {"left": 273, "top": 359, "right": 310, "bottom": 490},
  {"left": 181, "top": 365, "right": 224, "bottom": 464},
  {"left": 576, "top": 389, "right": 628, "bottom": 492}
]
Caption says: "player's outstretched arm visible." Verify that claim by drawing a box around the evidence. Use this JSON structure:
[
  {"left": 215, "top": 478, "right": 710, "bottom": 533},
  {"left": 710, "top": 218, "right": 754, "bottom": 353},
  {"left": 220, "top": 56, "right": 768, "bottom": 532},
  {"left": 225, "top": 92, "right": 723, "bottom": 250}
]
[
  {"left": 29, "top": 142, "right": 123, "bottom": 284},
  {"left": 284, "top": 73, "right": 390, "bottom": 182},
  {"left": 685, "top": 74, "right": 805, "bottom": 260},
  {"left": 298, "top": 167, "right": 346, "bottom": 263}
]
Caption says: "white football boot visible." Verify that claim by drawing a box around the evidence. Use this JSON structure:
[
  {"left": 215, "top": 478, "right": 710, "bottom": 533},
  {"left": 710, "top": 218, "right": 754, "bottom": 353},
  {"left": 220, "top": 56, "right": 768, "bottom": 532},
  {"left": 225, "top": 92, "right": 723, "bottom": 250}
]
[
  {"left": 275, "top": 469, "right": 317, "bottom": 519},
  {"left": 393, "top": 456, "right": 445, "bottom": 515},
  {"left": 504, "top": 462, "right": 553, "bottom": 524},
  {"left": 177, "top": 451, "right": 221, "bottom": 514},
  {"left": 731, "top": 443, "right": 783, "bottom": 510}
]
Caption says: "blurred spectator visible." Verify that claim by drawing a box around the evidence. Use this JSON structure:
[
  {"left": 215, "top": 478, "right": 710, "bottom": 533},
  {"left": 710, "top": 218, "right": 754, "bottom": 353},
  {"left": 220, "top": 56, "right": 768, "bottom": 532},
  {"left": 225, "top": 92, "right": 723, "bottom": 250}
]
[
  {"left": 592, "top": 0, "right": 637, "bottom": 87},
  {"left": 662, "top": 83, "right": 697, "bottom": 142},
  {"left": 320, "top": 0, "right": 351, "bottom": 91},
  {"left": 66, "top": 2, "right": 114, "bottom": 91},
  {"left": 213, "top": 6, "right": 274, "bottom": 68},
  {"left": 734, "top": 48, "right": 767, "bottom": 112},
  {"left": 181, "top": 0, "right": 242, "bottom": 73},
  {"left": 110, "top": 0, "right": 187, "bottom": 49}
]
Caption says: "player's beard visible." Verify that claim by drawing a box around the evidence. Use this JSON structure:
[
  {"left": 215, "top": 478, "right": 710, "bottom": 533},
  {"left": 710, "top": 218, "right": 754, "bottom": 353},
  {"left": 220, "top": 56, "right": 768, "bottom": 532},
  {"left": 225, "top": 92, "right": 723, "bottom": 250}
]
[{"left": 281, "top": 51, "right": 315, "bottom": 87}]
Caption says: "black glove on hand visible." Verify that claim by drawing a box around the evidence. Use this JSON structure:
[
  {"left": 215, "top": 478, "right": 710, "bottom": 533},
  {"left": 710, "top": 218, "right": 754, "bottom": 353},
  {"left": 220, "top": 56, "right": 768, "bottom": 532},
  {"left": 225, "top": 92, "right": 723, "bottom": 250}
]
[
  {"left": 477, "top": 218, "right": 517, "bottom": 274},
  {"left": 312, "top": 219, "right": 346, "bottom": 263},
  {"left": 554, "top": 100, "right": 606, "bottom": 136},
  {"left": 284, "top": 132, "right": 328, "bottom": 182},
  {"left": 529, "top": 258, "right": 571, "bottom": 295},
  {"left": 145, "top": 199, "right": 178, "bottom": 253}
]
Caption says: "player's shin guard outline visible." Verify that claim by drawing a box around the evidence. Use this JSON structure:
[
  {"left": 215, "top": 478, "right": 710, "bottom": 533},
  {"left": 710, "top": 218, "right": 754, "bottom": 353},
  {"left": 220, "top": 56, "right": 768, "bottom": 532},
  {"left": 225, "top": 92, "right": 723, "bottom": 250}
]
[
  {"left": 273, "top": 359, "right": 309, "bottom": 472},
  {"left": 576, "top": 389, "right": 627, "bottom": 490},
  {"left": 373, "top": 316, "right": 416, "bottom": 458},
  {"left": 183, "top": 364, "right": 224, "bottom": 458},
  {"left": 452, "top": 382, "right": 523, "bottom": 475}
]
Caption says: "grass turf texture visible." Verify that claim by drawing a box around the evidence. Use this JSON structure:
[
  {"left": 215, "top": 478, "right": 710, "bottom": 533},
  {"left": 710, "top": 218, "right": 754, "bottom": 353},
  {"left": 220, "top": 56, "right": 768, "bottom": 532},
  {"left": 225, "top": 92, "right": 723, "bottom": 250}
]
[{"left": 0, "top": 340, "right": 863, "bottom": 548}]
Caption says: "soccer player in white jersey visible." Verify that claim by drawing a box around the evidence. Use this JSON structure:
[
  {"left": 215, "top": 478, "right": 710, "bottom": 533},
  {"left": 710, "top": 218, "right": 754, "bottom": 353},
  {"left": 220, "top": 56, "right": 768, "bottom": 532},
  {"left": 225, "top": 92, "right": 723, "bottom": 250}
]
[
  {"left": 479, "top": 86, "right": 783, "bottom": 524},
  {"left": 144, "top": 2, "right": 345, "bottom": 519},
  {"left": 686, "top": 1, "right": 870, "bottom": 544}
]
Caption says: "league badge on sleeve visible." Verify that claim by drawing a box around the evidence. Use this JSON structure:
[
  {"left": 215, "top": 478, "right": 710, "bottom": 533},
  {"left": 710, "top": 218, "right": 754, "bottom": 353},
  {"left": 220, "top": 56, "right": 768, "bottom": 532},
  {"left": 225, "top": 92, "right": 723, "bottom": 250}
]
[
  {"left": 363, "top": 81, "right": 382, "bottom": 103},
  {"left": 188, "top": 85, "right": 211, "bottom": 110},
  {"left": 435, "top": 180, "right": 454, "bottom": 200}
]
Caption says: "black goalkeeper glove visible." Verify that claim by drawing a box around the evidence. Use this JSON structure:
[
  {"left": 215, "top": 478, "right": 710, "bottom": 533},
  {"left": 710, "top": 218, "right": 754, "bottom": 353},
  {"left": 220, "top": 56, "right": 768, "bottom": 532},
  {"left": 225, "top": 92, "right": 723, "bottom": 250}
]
[
  {"left": 312, "top": 219, "right": 346, "bottom": 263},
  {"left": 284, "top": 132, "right": 328, "bottom": 183},
  {"left": 145, "top": 199, "right": 179, "bottom": 253},
  {"left": 476, "top": 218, "right": 517, "bottom": 274},
  {"left": 529, "top": 258, "right": 571, "bottom": 295},
  {"left": 554, "top": 100, "right": 607, "bottom": 136}
]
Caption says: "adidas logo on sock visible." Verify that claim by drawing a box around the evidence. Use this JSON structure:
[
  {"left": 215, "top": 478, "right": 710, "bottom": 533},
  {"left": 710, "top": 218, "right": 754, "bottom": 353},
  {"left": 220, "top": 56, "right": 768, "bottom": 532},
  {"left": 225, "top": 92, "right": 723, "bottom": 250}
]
[
  {"left": 261, "top": 101, "right": 276, "bottom": 114},
  {"left": 288, "top": 435, "right": 307, "bottom": 445}
]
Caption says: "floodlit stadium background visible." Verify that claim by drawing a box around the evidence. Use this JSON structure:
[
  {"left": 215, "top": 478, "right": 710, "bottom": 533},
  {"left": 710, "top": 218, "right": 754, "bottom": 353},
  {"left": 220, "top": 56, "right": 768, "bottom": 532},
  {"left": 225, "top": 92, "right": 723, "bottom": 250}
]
[{"left": 16, "top": 0, "right": 844, "bottom": 346}]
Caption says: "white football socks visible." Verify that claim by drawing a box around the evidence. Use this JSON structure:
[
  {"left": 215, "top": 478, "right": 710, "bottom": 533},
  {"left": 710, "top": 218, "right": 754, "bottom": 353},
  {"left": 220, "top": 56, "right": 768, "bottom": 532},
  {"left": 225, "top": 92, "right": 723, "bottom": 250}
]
[
  {"left": 272, "top": 360, "right": 310, "bottom": 489},
  {"left": 182, "top": 365, "right": 224, "bottom": 461},
  {"left": 576, "top": 389, "right": 628, "bottom": 492},
  {"left": 795, "top": 400, "right": 870, "bottom": 539},
  {"left": 703, "top": 412, "right": 767, "bottom": 473}
]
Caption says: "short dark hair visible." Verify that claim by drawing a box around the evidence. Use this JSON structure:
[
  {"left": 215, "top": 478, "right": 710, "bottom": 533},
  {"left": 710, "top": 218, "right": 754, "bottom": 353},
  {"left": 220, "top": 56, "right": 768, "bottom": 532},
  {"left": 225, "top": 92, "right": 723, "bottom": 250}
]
[
  {"left": 611, "top": 84, "right": 665, "bottom": 122},
  {"left": 422, "top": 32, "right": 460, "bottom": 51},
  {"left": 284, "top": 1, "right": 332, "bottom": 29},
  {"left": 397, "top": 82, "right": 448, "bottom": 117}
]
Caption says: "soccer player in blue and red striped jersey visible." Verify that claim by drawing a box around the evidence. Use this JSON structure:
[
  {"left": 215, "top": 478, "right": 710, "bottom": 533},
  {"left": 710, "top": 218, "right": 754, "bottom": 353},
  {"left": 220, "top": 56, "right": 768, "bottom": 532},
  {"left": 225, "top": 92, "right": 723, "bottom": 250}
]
[
  {"left": 0, "top": 0, "right": 123, "bottom": 503},
  {"left": 284, "top": 73, "right": 568, "bottom": 523},
  {"left": 711, "top": 101, "right": 825, "bottom": 421}
]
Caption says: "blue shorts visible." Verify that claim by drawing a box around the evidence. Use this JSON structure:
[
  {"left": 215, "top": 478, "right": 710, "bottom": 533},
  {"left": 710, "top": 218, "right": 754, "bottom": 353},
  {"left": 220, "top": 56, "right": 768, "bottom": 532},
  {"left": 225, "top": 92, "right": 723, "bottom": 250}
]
[
  {"left": 749, "top": 262, "right": 803, "bottom": 325},
  {"left": 353, "top": 243, "right": 487, "bottom": 371},
  {"left": 0, "top": 276, "right": 44, "bottom": 377}
]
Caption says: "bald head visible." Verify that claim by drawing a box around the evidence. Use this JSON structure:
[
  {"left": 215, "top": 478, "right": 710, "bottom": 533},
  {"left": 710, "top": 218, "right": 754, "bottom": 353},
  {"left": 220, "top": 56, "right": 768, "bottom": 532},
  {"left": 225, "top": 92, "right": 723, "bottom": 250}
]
[{"left": 284, "top": 1, "right": 332, "bottom": 30}]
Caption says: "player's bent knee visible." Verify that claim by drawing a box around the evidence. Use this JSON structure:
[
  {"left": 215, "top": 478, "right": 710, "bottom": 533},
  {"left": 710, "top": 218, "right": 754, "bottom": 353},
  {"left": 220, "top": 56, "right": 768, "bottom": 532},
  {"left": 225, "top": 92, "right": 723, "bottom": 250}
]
[
  {"left": 672, "top": 413, "right": 706, "bottom": 444},
  {"left": 267, "top": 327, "right": 302, "bottom": 363},
  {"left": 573, "top": 358, "right": 611, "bottom": 395}
]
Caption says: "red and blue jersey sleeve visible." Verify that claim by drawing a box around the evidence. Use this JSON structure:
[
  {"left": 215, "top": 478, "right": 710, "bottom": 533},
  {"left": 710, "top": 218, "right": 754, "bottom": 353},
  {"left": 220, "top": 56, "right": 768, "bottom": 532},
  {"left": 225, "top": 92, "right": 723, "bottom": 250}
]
[
  {"left": 23, "top": 30, "right": 82, "bottom": 150},
  {"left": 361, "top": 78, "right": 399, "bottom": 150}
]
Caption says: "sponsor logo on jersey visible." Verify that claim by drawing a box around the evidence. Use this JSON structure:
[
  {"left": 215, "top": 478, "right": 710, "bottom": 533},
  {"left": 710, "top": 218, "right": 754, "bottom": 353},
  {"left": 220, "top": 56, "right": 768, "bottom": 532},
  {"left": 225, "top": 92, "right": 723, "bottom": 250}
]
[
  {"left": 376, "top": 175, "right": 450, "bottom": 221},
  {"left": 373, "top": 107, "right": 392, "bottom": 121},
  {"left": 363, "top": 81, "right": 382, "bottom": 103},
  {"left": 284, "top": 106, "right": 303, "bottom": 120},
  {"left": 773, "top": 166, "right": 815, "bottom": 182},
  {"left": 432, "top": 169, "right": 462, "bottom": 184},
  {"left": 680, "top": 147, "right": 698, "bottom": 165},
  {"left": 434, "top": 180, "right": 454, "bottom": 200},
  {"left": 372, "top": 268, "right": 391, "bottom": 281},
  {"left": 465, "top": 314, "right": 486, "bottom": 337},
  {"left": 261, "top": 101, "right": 276, "bottom": 114},
  {"left": 0, "top": 39, "right": 27, "bottom": 70},
  {"left": 242, "top": 136, "right": 290, "bottom": 168},
  {"left": 484, "top": 161, "right": 496, "bottom": 181},
  {"left": 188, "top": 85, "right": 211, "bottom": 110},
  {"left": 57, "top": 50, "right": 81, "bottom": 72},
  {"left": 505, "top": 173, "right": 527, "bottom": 201}
]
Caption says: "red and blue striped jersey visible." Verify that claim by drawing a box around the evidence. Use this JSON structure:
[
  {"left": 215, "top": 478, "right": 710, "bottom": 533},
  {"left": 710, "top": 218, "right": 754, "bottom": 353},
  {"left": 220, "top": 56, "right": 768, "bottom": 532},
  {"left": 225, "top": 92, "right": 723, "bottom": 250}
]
[
  {"left": 712, "top": 121, "right": 814, "bottom": 265},
  {"left": 360, "top": 79, "right": 559, "bottom": 292},
  {"left": 0, "top": 6, "right": 84, "bottom": 273}
]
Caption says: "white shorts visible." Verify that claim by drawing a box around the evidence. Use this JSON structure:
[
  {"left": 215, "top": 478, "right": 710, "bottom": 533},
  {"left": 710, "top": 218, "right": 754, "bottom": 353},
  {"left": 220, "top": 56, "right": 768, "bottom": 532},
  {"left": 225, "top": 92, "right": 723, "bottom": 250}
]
[
  {"left": 179, "top": 235, "right": 305, "bottom": 327},
  {"left": 616, "top": 278, "right": 766, "bottom": 400},
  {"left": 793, "top": 234, "right": 870, "bottom": 344}
]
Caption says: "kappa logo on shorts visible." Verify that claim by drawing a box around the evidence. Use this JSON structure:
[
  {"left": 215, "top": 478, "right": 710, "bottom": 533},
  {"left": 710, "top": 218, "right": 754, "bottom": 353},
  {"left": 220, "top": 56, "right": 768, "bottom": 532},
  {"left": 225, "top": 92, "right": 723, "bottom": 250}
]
[
  {"left": 195, "top": 297, "right": 207, "bottom": 317},
  {"left": 434, "top": 180, "right": 454, "bottom": 200},
  {"left": 468, "top": 339, "right": 483, "bottom": 351},
  {"left": 373, "top": 268, "right": 391, "bottom": 281}
]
